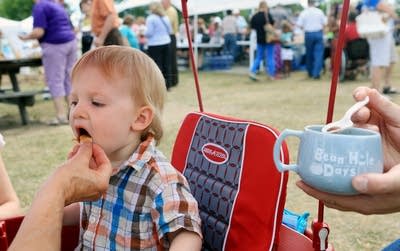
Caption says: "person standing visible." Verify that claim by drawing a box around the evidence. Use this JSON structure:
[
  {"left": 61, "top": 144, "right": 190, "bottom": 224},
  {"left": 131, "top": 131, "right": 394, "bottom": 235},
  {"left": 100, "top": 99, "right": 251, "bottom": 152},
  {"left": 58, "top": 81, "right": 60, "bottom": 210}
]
[
  {"left": 145, "top": 2, "right": 173, "bottom": 90},
  {"left": 162, "top": 0, "right": 179, "bottom": 87},
  {"left": 296, "top": 0, "right": 327, "bottom": 79},
  {"left": 362, "top": 0, "right": 398, "bottom": 94},
  {"left": 91, "top": 0, "right": 124, "bottom": 46},
  {"left": 222, "top": 10, "right": 238, "bottom": 60},
  {"left": 79, "top": 0, "right": 93, "bottom": 54},
  {"left": 19, "top": 0, "right": 77, "bottom": 125},
  {"left": 249, "top": 0, "right": 276, "bottom": 81}
]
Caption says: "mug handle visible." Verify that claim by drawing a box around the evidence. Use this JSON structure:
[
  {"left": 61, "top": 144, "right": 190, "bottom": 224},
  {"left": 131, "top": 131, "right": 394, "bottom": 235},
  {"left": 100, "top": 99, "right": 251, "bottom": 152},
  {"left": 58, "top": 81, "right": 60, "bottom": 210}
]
[{"left": 273, "top": 129, "right": 303, "bottom": 172}]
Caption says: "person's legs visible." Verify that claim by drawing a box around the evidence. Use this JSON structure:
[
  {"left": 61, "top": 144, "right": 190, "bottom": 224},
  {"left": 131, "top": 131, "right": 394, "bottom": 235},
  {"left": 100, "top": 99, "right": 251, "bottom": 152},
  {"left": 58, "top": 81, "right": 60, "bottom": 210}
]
[
  {"left": 304, "top": 32, "right": 314, "bottom": 77},
  {"left": 161, "top": 44, "right": 172, "bottom": 89},
  {"left": 250, "top": 44, "right": 265, "bottom": 80},
  {"left": 312, "top": 32, "right": 324, "bottom": 79},
  {"left": 223, "top": 33, "right": 236, "bottom": 58},
  {"left": 383, "top": 38, "right": 398, "bottom": 94},
  {"left": 266, "top": 43, "right": 276, "bottom": 78},
  {"left": 149, "top": 44, "right": 170, "bottom": 90},
  {"left": 41, "top": 42, "right": 70, "bottom": 123},
  {"left": 169, "top": 35, "right": 179, "bottom": 86},
  {"left": 81, "top": 32, "right": 93, "bottom": 54},
  {"left": 283, "top": 60, "right": 291, "bottom": 77},
  {"left": 148, "top": 45, "right": 163, "bottom": 70},
  {"left": 371, "top": 66, "right": 384, "bottom": 91},
  {"left": 64, "top": 40, "right": 77, "bottom": 102},
  {"left": 274, "top": 43, "right": 282, "bottom": 76},
  {"left": 368, "top": 34, "right": 391, "bottom": 92}
]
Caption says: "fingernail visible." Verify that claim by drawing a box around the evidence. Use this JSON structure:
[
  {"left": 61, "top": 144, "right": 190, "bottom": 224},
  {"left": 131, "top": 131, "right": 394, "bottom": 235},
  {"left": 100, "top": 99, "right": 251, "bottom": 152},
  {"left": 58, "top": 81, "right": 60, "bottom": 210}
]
[
  {"left": 353, "top": 90, "right": 363, "bottom": 100},
  {"left": 353, "top": 176, "right": 368, "bottom": 193}
]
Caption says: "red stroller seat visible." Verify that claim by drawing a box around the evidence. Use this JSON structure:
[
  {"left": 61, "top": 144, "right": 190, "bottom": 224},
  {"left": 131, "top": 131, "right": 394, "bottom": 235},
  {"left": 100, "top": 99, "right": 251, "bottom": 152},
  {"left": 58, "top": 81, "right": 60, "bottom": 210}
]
[
  {"left": 0, "top": 216, "right": 79, "bottom": 250},
  {"left": 171, "top": 111, "right": 291, "bottom": 250}
]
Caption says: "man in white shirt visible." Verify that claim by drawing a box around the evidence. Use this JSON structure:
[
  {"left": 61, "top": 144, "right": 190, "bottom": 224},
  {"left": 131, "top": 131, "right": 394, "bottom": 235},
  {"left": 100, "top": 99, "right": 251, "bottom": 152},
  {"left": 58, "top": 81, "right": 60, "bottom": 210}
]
[{"left": 297, "top": 0, "right": 327, "bottom": 79}]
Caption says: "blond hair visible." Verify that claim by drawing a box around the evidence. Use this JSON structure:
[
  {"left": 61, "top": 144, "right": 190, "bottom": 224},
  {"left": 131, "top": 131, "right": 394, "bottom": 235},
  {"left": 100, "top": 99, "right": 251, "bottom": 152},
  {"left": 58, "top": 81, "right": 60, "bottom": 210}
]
[
  {"left": 259, "top": 0, "right": 268, "bottom": 11},
  {"left": 149, "top": 1, "right": 165, "bottom": 16},
  {"left": 71, "top": 46, "right": 166, "bottom": 144}
]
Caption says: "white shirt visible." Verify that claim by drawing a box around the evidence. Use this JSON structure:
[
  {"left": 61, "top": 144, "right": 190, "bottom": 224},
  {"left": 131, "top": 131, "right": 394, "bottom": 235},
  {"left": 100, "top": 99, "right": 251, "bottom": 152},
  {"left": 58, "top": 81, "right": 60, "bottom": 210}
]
[
  {"left": 145, "top": 14, "right": 172, "bottom": 46},
  {"left": 297, "top": 6, "right": 327, "bottom": 32}
]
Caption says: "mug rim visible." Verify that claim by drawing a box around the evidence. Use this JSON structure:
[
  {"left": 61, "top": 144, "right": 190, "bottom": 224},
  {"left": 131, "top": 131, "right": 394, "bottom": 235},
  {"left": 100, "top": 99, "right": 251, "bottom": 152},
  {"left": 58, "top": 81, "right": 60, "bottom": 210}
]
[{"left": 305, "top": 124, "right": 380, "bottom": 137}]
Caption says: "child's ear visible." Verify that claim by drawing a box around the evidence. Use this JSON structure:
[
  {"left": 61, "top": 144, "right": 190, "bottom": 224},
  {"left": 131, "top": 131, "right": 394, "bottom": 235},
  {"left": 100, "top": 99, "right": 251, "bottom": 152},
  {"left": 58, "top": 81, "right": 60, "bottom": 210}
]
[{"left": 131, "top": 106, "right": 154, "bottom": 131}]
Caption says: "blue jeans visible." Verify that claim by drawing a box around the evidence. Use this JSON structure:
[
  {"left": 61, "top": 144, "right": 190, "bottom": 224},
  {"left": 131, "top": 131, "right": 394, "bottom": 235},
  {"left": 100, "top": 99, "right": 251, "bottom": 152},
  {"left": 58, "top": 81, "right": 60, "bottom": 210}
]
[
  {"left": 250, "top": 43, "right": 275, "bottom": 77},
  {"left": 304, "top": 31, "right": 324, "bottom": 78},
  {"left": 223, "top": 33, "right": 237, "bottom": 59}
]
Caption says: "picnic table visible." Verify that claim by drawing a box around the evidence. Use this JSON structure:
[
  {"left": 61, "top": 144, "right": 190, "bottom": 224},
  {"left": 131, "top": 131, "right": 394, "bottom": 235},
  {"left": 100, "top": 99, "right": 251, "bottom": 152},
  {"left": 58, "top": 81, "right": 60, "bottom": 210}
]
[{"left": 0, "top": 57, "right": 42, "bottom": 125}]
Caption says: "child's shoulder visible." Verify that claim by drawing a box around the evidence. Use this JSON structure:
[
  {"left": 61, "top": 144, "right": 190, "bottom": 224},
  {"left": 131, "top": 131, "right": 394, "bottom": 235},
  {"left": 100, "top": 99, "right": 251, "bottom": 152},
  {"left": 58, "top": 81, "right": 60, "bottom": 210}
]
[{"left": 146, "top": 148, "right": 187, "bottom": 184}]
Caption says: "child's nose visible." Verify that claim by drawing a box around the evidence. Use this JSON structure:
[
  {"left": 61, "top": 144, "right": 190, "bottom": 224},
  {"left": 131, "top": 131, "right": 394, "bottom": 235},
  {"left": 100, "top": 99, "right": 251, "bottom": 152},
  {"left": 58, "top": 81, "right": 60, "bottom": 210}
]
[{"left": 70, "top": 102, "right": 88, "bottom": 119}]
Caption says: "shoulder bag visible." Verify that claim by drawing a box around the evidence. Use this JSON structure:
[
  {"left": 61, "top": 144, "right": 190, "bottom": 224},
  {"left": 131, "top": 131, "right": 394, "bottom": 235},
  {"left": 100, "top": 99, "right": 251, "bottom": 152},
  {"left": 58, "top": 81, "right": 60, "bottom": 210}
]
[
  {"left": 356, "top": 10, "right": 389, "bottom": 39},
  {"left": 264, "top": 13, "right": 279, "bottom": 43}
]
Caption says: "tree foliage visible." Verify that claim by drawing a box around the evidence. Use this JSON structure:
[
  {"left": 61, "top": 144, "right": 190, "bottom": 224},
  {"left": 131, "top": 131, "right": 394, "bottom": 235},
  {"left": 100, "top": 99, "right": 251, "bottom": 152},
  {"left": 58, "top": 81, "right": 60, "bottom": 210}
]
[{"left": 0, "top": 0, "right": 33, "bottom": 21}]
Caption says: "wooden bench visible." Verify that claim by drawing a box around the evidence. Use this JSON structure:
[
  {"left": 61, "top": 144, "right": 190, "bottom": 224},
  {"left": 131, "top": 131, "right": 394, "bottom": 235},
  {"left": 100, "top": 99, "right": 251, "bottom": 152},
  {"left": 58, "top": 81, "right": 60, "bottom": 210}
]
[{"left": 0, "top": 91, "right": 38, "bottom": 125}]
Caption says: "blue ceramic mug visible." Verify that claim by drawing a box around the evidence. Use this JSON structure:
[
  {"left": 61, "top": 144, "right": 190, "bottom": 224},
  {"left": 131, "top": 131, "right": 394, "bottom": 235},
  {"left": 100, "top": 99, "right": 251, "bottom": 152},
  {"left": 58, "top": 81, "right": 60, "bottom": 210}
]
[{"left": 273, "top": 125, "right": 383, "bottom": 195}]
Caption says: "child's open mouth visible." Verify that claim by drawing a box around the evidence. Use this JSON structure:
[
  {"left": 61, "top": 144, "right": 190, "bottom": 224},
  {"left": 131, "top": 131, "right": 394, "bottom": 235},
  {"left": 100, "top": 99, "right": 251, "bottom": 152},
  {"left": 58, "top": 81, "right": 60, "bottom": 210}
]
[{"left": 78, "top": 128, "right": 92, "bottom": 143}]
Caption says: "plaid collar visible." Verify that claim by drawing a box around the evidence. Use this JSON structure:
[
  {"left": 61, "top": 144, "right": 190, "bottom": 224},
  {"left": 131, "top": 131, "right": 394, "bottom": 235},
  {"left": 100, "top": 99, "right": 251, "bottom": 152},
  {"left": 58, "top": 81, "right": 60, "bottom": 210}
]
[{"left": 115, "top": 135, "right": 156, "bottom": 174}]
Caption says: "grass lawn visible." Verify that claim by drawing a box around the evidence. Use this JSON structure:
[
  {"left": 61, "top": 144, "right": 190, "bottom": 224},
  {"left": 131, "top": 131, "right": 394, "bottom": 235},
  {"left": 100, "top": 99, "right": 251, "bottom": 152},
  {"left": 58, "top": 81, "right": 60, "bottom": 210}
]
[{"left": 1, "top": 67, "right": 399, "bottom": 251}]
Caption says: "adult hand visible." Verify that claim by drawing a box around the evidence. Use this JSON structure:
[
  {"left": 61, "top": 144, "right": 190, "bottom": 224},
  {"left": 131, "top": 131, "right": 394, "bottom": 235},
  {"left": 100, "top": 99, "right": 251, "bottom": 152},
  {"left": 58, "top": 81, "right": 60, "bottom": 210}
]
[
  {"left": 352, "top": 87, "right": 400, "bottom": 171},
  {"left": 297, "top": 168, "right": 400, "bottom": 214},
  {"left": 297, "top": 87, "right": 400, "bottom": 214},
  {"left": 52, "top": 142, "right": 112, "bottom": 205},
  {"left": 18, "top": 34, "right": 29, "bottom": 41},
  {"left": 9, "top": 142, "right": 112, "bottom": 251}
]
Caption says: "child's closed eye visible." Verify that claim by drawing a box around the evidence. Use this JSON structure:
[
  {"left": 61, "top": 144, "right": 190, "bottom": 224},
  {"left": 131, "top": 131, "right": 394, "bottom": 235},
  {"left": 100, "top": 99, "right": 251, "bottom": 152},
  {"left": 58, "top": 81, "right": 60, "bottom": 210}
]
[{"left": 92, "top": 100, "right": 105, "bottom": 107}]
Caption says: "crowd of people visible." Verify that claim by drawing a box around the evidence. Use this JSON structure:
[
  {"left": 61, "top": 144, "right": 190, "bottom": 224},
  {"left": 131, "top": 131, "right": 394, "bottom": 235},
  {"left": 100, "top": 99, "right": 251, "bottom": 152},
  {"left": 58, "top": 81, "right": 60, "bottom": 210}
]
[
  {"left": 248, "top": 0, "right": 399, "bottom": 95},
  {"left": 11, "top": 0, "right": 400, "bottom": 107}
]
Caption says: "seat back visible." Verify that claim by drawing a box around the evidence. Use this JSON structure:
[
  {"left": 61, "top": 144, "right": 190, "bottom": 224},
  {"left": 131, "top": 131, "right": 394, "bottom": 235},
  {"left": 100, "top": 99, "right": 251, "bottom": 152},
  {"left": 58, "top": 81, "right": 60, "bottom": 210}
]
[
  {"left": 346, "top": 38, "right": 369, "bottom": 60},
  {"left": 171, "top": 112, "right": 289, "bottom": 251}
]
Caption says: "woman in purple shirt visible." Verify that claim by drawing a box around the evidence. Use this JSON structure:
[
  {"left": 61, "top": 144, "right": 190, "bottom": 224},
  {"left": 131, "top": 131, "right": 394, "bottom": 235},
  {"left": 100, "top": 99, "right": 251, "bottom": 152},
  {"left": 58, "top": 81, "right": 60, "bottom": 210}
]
[{"left": 20, "top": 0, "right": 77, "bottom": 125}]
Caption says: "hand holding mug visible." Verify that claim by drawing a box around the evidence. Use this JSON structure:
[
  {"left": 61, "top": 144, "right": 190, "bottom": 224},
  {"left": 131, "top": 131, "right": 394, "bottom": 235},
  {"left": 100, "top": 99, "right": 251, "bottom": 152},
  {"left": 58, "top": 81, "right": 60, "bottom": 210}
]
[
  {"left": 273, "top": 125, "right": 383, "bottom": 195},
  {"left": 295, "top": 87, "right": 400, "bottom": 214}
]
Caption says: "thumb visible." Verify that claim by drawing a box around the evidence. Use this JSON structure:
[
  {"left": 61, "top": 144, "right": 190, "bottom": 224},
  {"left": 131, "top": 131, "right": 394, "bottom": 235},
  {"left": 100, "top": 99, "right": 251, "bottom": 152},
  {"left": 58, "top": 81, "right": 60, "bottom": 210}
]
[
  {"left": 91, "top": 144, "right": 112, "bottom": 174},
  {"left": 72, "top": 142, "right": 93, "bottom": 162},
  {"left": 352, "top": 166, "right": 400, "bottom": 194}
]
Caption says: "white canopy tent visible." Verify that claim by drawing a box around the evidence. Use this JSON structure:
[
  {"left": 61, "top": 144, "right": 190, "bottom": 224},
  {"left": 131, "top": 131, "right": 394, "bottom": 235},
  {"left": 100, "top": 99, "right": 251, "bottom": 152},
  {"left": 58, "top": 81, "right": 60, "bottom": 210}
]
[
  {"left": 170, "top": 0, "right": 305, "bottom": 15},
  {"left": 117, "top": 0, "right": 306, "bottom": 13}
]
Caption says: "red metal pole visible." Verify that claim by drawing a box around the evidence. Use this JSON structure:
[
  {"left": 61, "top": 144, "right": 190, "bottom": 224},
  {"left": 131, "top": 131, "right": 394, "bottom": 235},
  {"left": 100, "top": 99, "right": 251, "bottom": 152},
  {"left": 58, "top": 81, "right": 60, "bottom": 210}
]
[
  {"left": 313, "top": 0, "right": 351, "bottom": 250},
  {"left": 180, "top": 0, "right": 204, "bottom": 112}
]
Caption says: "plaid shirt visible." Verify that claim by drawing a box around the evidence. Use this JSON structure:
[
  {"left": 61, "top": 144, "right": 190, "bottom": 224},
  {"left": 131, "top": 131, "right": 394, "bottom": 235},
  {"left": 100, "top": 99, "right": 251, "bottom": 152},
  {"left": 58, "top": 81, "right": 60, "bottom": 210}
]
[{"left": 76, "top": 136, "right": 202, "bottom": 250}]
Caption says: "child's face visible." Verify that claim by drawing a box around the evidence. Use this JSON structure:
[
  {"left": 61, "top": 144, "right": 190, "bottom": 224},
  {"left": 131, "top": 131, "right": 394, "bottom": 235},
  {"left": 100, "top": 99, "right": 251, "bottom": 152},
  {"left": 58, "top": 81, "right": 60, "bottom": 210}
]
[{"left": 69, "top": 66, "right": 140, "bottom": 159}]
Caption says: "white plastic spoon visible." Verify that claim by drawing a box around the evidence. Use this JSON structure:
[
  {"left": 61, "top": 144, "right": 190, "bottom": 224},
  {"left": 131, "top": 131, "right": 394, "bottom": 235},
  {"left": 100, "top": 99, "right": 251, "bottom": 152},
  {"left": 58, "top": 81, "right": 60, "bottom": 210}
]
[{"left": 321, "top": 96, "right": 369, "bottom": 133}]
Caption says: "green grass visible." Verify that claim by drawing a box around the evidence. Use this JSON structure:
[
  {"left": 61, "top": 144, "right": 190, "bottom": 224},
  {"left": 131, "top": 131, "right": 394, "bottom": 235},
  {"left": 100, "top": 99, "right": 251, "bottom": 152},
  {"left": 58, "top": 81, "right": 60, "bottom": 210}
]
[{"left": 1, "top": 68, "right": 400, "bottom": 251}]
